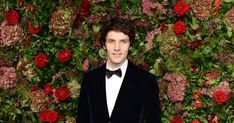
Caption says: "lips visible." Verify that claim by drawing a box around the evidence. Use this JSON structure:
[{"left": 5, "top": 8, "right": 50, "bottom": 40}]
[{"left": 112, "top": 53, "right": 122, "bottom": 56}]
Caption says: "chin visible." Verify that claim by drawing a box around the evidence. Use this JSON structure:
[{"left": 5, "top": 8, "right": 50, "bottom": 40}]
[
  {"left": 112, "top": 61, "right": 122, "bottom": 64},
  {"left": 112, "top": 60, "right": 124, "bottom": 64}
]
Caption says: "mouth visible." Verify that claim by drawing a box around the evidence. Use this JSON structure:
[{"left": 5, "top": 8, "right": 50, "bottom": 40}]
[{"left": 112, "top": 53, "right": 122, "bottom": 56}]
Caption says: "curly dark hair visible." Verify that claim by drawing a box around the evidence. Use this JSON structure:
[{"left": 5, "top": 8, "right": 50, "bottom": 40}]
[{"left": 99, "top": 17, "right": 135, "bottom": 46}]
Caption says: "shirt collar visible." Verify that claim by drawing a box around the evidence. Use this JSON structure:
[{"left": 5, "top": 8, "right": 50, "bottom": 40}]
[{"left": 106, "top": 59, "right": 128, "bottom": 77}]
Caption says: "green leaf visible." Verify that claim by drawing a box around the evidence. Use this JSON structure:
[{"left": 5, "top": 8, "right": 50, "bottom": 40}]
[
  {"left": 223, "top": 0, "right": 234, "bottom": 2},
  {"left": 191, "top": 17, "right": 200, "bottom": 30},
  {"left": 92, "top": 25, "right": 100, "bottom": 33},
  {"left": 227, "top": 30, "right": 232, "bottom": 38},
  {"left": 149, "top": 69, "right": 155, "bottom": 74},
  {"left": 192, "top": 51, "right": 202, "bottom": 58},
  {"left": 98, "top": 48, "right": 105, "bottom": 58},
  {"left": 15, "top": 109, "right": 22, "bottom": 114}
]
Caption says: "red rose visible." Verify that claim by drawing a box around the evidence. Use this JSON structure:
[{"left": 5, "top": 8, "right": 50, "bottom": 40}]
[
  {"left": 55, "top": 86, "right": 70, "bottom": 100},
  {"left": 173, "top": 21, "right": 187, "bottom": 36},
  {"left": 80, "top": 0, "right": 90, "bottom": 11},
  {"left": 39, "top": 109, "right": 50, "bottom": 122},
  {"left": 35, "top": 53, "right": 48, "bottom": 69},
  {"left": 5, "top": 10, "right": 20, "bottom": 25},
  {"left": 171, "top": 116, "right": 183, "bottom": 123},
  {"left": 191, "top": 120, "right": 201, "bottom": 123},
  {"left": 79, "top": 0, "right": 91, "bottom": 18},
  {"left": 174, "top": 1, "right": 190, "bottom": 16},
  {"left": 39, "top": 109, "right": 58, "bottom": 123},
  {"left": 47, "top": 111, "right": 58, "bottom": 123},
  {"left": 28, "top": 22, "right": 42, "bottom": 34},
  {"left": 212, "top": 90, "right": 228, "bottom": 105},
  {"left": 44, "top": 83, "right": 53, "bottom": 95},
  {"left": 79, "top": 10, "right": 91, "bottom": 18},
  {"left": 58, "top": 49, "right": 72, "bottom": 63}
]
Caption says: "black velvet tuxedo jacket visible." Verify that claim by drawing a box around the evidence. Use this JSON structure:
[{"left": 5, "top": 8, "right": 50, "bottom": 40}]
[{"left": 77, "top": 61, "right": 162, "bottom": 123}]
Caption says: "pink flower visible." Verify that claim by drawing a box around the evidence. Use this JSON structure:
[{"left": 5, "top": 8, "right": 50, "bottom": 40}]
[
  {"left": 0, "top": 20, "right": 24, "bottom": 46},
  {"left": 0, "top": 66, "right": 17, "bottom": 89},
  {"left": 29, "top": 89, "right": 49, "bottom": 112},
  {"left": 145, "top": 27, "right": 161, "bottom": 51},
  {"left": 141, "top": 0, "right": 164, "bottom": 15},
  {"left": 52, "top": 71, "right": 63, "bottom": 82},
  {"left": 82, "top": 59, "right": 89, "bottom": 72},
  {"left": 165, "top": 72, "right": 189, "bottom": 103},
  {"left": 145, "top": 31, "right": 155, "bottom": 51}
]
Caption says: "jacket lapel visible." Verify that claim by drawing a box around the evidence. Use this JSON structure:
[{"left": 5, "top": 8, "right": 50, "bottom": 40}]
[
  {"left": 97, "top": 64, "right": 110, "bottom": 119},
  {"left": 110, "top": 61, "right": 135, "bottom": 118}
]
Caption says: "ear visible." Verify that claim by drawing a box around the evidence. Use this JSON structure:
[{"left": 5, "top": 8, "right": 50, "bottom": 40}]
[{"left": 129, "top": 46, "right": 132, "bottom": 50}]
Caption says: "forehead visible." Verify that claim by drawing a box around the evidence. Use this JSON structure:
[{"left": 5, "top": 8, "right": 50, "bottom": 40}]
[{"left": 106, "top": 31, "right": 129, "bottom": 40}]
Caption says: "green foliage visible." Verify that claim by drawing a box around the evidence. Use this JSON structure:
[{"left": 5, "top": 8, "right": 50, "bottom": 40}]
[{"left": 0, "top": 0, "right": 233, "bottom": 122}]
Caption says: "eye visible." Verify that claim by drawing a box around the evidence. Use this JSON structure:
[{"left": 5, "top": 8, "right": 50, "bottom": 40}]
[
  {"left": 106, "top": 40, "right": 114, "bottom": 43},
  {"left": 120, "top": 40, "right": 129, "bottom": 44}
]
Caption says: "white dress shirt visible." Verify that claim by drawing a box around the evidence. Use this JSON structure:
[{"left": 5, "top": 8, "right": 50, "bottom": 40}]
[{"left": 105, "top": 59, "right": 128, "bottom": 117}]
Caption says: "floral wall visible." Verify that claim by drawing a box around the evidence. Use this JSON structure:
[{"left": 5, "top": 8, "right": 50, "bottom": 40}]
[{"left": 0, "top": 0, "right": 234, "bottom": 122}]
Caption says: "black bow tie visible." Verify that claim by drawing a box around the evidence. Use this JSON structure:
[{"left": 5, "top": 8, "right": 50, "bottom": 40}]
[{"left": 106, "top": 68, "right": 122, "bottom": 79}]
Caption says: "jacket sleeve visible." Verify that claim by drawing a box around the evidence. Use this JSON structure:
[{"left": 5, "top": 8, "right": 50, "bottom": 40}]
[
  {"left": 144, "top": 74, "right": 162, "bottom": 123},
  {"left": 76, "top": 73, "right": 92, "bottom": 123}
]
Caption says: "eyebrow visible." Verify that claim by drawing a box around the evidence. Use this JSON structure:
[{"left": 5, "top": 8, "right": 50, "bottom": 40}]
[
  {"left": 120, "top": 39, "right": 129, "bottom": 41},
  {"left": 106, "top": 39, "right": 129, "bottom": 41}
]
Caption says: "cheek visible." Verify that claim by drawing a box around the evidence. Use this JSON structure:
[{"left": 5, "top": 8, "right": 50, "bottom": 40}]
[
  {"left": 124, "top": 46, "right": 131, "bottom": 51},
  {"left": 105, "top": 43, "right": 114, "bottom": 49},
  {"left": 123, "top": 49, "right": 130, "bottom": 55},
  {"left": 105, "top": 47, "right": 113, "bottom": 53}
]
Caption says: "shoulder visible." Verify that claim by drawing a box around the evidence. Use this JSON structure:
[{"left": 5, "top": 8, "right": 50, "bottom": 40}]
[
  {"left": 128, "top": 62, "right": 158, "bottom": 92},
  {"left": 85, "top": 64, "right": 105, "bottom": 76},
  {"left": 128, "top": 61, "right": 156, "bottom": 80}
]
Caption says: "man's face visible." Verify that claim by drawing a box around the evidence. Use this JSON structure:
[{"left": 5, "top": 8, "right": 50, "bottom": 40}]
[{"left": 104, "top": 31, "right": 131, "bottom": 69}]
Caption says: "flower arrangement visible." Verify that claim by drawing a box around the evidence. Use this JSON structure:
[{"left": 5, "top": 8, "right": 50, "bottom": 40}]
[{"left": 0, "top": 0, "right": 233, "bottom": 122}]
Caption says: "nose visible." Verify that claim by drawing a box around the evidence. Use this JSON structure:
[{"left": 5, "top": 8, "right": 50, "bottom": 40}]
[{"left": 114, "top": 42, "right": 120, "bottom": 51}]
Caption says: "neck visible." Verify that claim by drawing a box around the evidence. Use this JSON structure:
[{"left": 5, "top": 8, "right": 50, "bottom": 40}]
[{"left": 106, "top": 59, "right": 127, "bottom": 70}]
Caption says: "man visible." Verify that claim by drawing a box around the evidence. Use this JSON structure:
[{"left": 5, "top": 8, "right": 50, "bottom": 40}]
[{"left": 77, "top": 17, "right": 161, "bottom": 123}]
